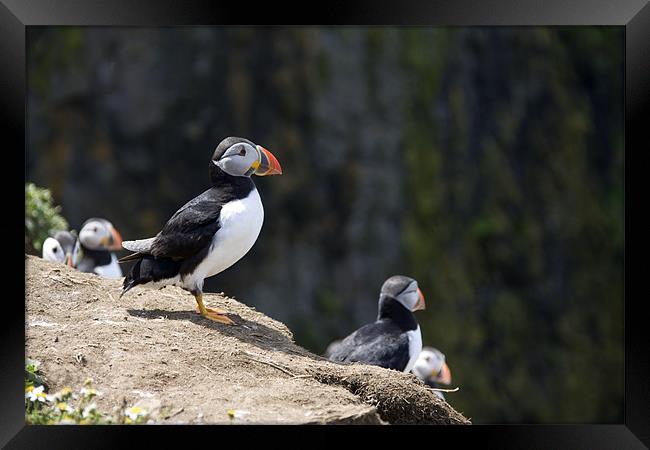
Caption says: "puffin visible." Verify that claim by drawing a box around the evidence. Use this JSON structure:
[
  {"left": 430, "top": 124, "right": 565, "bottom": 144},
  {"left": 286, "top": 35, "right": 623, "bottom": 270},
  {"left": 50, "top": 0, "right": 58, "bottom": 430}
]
[
  {"left": 42, "top": 230, "right": 77, "bottom": 266},
  {"left": 412, "top": 347, "right": 453, "bottom": 400},
  {"left": 42, "top": 237, "right": 67, "bottom": 264},
  {"left": 119, "top": 136, "right": 282, "bottom": 325},
  {"left": 323, "top": 339, "right": 342, "bottom": 358},
  {"left": 72, "top": 218, "right": 124, "bottom": 278},
  {"left": 328, "top": 275, "right": 426, "bottom": 373}
]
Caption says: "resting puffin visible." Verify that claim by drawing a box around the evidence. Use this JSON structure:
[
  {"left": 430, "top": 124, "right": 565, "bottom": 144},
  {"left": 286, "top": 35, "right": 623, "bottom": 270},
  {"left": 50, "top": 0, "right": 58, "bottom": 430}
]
[
  {"left": 72, "top": 218, "right": 124, "bottom": 278},
  {"left": 412, "top": 347, "right": 453, "bottom": 400},
  {"left": 42, "top": 230, "right": 77, "bottom": 266},
  {"left": 328, "top": 275, "right": 426, "bottom": 372},
  {"left": 119, "top": 136, "right": 282, "bottom": 325},
  {"left": 323, "top": 339, "right": 342, "bottom": 358}
]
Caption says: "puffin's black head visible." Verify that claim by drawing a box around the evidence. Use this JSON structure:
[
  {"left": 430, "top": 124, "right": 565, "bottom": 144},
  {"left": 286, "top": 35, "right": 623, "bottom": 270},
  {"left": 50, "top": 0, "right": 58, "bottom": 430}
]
[
  {"left": 380, "top": 275, "right": 426, "bottom": 312},
  {"left": 53, "top": 230, "right": 77, "bottom": 254},
  {"left": 412, "top": 347, "right": 452, "bottom": 385},
  {"left": 78, "top": 218, "right": 123, "bottom": 251},
  {"left": 210, "top": 136, "right": 282, "bottom": 179},
  {"left": 53, "top": 230, "right": 78, "bottom": 266}
]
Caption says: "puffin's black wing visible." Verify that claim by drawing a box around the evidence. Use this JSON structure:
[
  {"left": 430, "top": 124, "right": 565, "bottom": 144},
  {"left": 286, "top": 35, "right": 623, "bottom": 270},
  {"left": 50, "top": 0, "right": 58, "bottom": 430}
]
[
  {"left": 328, "top": 321, "right": 411, "bottom": 371},
  {"left": 149, "top": 188, "right": 224, "bottom": 260}
]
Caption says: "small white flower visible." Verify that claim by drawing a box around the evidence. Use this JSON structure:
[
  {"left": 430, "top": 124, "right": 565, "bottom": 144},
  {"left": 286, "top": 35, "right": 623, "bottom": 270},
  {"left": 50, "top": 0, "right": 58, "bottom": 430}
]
[
  {"left": 79, "top": 387, "right": 99, "bottom": 397},
  {"left": 227, "top": 409, "right": 250, "bottom": 419},
  {"left": 82, "top": 403, "right": 97, "bottom": 418},
  {"left": 124, "top": 406, "right": 147, "bottom": 421},
  {"left": 26, "top": 385, "right": 49, "bottom": 403},
  {"left": 53, "top": 387, "right": 73, "bottom": 400},
  {"left": 55, "top": 402, "right": 74, "bottom": 413}
]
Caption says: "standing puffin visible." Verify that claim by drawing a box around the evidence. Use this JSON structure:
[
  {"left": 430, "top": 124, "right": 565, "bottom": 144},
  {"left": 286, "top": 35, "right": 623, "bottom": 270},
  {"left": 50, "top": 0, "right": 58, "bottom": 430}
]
[
  {"left": 72, "top": 218, "right": 124, "bottom": 278},
  {"left": 119, "top": 137, "right": 282, "bottom": 325},
  {"left": 42, "top": 230, "right": 77, "bottom": 267},
  {"left": 328, "top": 275, "right": 426, "bottom": 373},
  {"left": 412, "top": 347, "right": 453, "bottom": 400}
]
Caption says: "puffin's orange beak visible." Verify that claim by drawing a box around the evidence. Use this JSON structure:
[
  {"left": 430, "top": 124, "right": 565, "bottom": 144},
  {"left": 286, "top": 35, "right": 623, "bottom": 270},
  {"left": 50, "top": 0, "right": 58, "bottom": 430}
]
[
  {"left": 413, "top": 287, "right": 426, "bottom": 311},
  {"left": 107, "top": 226, "right": 123, "bottom": 251},
  {"left": 436, "top": 361, "right": 452, "bottom": 385},
  {"left": 254, "top": 146, "right": 282, "bottom": 176},
  {"left": 65, "top": 253, "right": 73, "bottom": 267}
]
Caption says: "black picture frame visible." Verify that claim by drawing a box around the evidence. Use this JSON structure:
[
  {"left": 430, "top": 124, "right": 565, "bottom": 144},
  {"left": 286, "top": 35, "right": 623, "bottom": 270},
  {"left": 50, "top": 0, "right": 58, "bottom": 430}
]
[{"left": 3, "top": 0, "right": 647, "bottom": 448}]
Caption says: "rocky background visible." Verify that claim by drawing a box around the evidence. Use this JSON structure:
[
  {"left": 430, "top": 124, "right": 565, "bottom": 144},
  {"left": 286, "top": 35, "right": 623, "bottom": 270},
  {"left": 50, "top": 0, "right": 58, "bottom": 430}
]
[{"left": 26, "top": 27, "right": 623, "bottom": 423}]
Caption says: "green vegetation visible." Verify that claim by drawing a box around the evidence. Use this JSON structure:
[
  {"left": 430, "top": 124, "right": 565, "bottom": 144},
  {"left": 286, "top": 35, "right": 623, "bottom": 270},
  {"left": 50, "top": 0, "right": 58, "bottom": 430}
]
[
  {"left": 25, "top": 183, "right": 69, "bottom": 255},
  {"left": 25, "top": 359, "right": 150, "bottom": 425}
]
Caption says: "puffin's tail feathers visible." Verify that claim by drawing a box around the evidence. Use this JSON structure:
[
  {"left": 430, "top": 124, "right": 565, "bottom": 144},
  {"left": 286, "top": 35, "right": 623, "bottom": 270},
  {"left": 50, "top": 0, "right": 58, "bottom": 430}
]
[
  {"left": 119, "top": 252, "right": 145, "bottom": 263},
  {"left": 120, "top": 255, "right": 182, "bottom": 299},
  {"left": 120, "top": 280, "right": 136, "bottom": 299}
]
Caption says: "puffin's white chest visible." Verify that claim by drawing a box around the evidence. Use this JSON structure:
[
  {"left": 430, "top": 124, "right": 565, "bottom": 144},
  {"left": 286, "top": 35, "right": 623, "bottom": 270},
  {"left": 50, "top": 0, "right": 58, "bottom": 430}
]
[
  {"left": 404, "top": 325, "right": 422, "bottom": 373},
  {"left": 185, "top": 188, "right": 264, "bottom": 288},
  {"left": 93, "top": 253, "right": 123, "bottom": 279}
]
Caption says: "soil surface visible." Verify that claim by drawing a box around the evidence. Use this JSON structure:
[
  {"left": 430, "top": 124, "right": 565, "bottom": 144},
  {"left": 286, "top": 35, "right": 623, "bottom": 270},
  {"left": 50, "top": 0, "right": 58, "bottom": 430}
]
[{"left": 25, "top": 255, "right": 470, "bottom": 424}]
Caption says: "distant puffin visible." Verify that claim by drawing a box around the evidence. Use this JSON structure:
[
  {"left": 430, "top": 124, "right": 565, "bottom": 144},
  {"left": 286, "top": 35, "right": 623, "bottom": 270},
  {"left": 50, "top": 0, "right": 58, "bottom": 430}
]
[
  {"left": 412, "top": 347, "right": 452, "bottom": 400},
  {"left": 119, "top": 137, "right": 282, "bottom": 325},
  {"left": 42, "top": 237, "right": 67, "bottom": 264},
  {"left": 42, "top": 230, "right": 77, "bottom": 266},
  {"left": 323, "top": 339, "right": 342, "bottom": 359},
  {"left": 328, "top": 275, "right": 426, "bottom": 372},
  {"left": 72, "top": 218, "right": 124, "bottom": 278}
]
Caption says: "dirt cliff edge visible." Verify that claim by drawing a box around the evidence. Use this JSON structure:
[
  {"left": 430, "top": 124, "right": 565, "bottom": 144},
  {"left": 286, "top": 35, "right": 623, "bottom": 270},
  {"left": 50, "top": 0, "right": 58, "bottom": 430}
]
[{"left": 25, "top": 255, "right": 470, "bottom": 424}]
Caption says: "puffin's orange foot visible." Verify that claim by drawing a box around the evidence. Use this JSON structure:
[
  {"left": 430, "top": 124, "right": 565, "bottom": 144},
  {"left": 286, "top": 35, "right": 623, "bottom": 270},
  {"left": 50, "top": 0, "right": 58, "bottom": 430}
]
[
  {"left": 193, "top": 292, "right": 234, "bottom": 325},
  {"left": 195, "top": 306, "right": 227, "bottom": 315},
  {"left": 200, "top": 310, "right": 235, "bottom": 325}
]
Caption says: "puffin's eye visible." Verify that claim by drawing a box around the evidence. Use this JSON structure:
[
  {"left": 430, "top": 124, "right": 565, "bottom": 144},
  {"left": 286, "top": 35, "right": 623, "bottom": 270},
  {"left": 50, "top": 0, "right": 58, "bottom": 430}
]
[
  {"left": 52, "top": 247, "right": 58, "bottom": 253},
  {"left": 93, "top": 227, "right": 98, "bottom": 232},
  {"left": 239, "top": 147, "right": 246, "bottom": 156}
]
